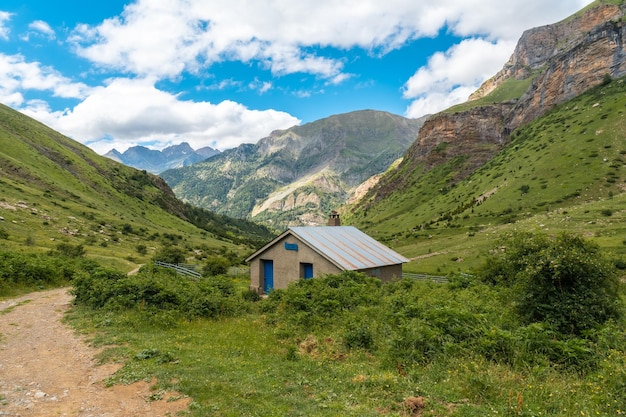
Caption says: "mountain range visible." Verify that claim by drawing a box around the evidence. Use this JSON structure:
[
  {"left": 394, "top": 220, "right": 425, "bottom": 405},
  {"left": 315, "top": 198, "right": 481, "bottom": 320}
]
[
  {"left": 104, "top": 142, "right": 220, "bottom": 174},
  {"left": 159, "top": 1, "right": 626, "bottom": 231},
  {"left": 160, "top": 110, "right": 426, "bottom": 228},
  {"left": 1, "top": 0, "right": 626, "bottom": 276}
]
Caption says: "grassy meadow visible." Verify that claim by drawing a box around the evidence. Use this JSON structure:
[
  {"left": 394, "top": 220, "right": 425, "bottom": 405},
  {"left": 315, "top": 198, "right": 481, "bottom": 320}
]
[{"left": 61, "top": 254, "right": 625, "bottom": 417}]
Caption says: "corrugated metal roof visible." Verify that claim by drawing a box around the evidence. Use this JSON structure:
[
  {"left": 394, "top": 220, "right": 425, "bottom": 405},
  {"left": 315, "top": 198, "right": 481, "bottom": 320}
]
[{"left": 289, "top": 226, "right": 408, "bottom": 270}]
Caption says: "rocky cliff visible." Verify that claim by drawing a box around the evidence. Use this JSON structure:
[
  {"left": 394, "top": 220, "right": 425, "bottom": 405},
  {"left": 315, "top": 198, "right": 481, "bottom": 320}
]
[
  {"left": 473, "top": 1, "right": 626, "bottom": 130},
  {"left": 362, "top": 1, "right": 626, "bottom": 205}
]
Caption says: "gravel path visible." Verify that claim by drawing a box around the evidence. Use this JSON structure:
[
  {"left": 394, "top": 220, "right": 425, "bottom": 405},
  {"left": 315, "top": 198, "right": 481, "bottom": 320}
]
[{"left": 0, "top": 288, "right": 189, "bottom": 416}]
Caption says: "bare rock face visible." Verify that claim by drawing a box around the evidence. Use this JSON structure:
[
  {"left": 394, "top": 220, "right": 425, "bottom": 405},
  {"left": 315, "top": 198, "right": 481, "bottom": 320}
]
[
  {"left": 405, "top": 104, "right": 513, "bottom": 168},
  {"left": 510, "top": 18, "right": 626, "bottom": 129},
  {"left": 396, "top": 2, "right": 626, "bottom": 189},
  {"left": 471, "top": 4, "right": 624, "bottom": 100}
]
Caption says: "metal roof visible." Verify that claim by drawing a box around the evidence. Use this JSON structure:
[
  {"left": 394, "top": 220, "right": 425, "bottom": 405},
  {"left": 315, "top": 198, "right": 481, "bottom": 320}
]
[{"left": 287, "top": 226, "right": 408, "bottom": 270}]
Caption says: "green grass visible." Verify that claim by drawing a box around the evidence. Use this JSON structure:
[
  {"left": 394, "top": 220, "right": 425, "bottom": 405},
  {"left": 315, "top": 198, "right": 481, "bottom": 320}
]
[
  {"left": 65, "top": 269, "right": 626, "bottom": 417},
  {"left": 68, "top": 308, "right": 419, "bottom": 416},
  {"left": 347, "top": 77, "right": 626, "bottom": 275},
  {"left": 447, "top": 77, "right": 535, "bottom": 113}
]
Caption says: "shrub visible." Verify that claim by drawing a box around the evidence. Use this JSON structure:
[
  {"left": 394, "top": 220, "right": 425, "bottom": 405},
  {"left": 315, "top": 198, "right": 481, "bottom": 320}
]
[
  {"left": 480, "top": 231, "right": 622, "bottom": 336},
  {"left": 242, "top": 289, "right": 261, "bottom": 302},
  {"left": 71, "top": 265, "right": 244, "bottom": 324},
  {"left": 135, "top": 244, "right": 147, "bottom": 255},
  {"left": 52, "top": 243, "right": 85, "bottom": 258},
  {"left": 0, "top": 251, "right": 83, "bottom": 296},
  {"left": 202, "top": 256, "right": 230, "bottom": 276},
  {"left": 153, "top": 245, "right": 186, "bottom": 264},
  {"left": 343, "top": 320, "right": 375, "bottom": 351},
  {"left": 269, "top": 271, "right": 382, "bottom": 330}
]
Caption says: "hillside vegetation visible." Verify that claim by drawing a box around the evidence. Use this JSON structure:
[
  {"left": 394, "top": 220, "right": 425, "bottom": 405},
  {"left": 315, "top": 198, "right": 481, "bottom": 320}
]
[
  {"left": 347, "top": 77, "right": 626, "bottom": 274},
  {"left": 63, "top": 233, "right": 626, "bottom": 416},
  {"left": 0, "top": 104, "right": 272, "bottom": 272}
]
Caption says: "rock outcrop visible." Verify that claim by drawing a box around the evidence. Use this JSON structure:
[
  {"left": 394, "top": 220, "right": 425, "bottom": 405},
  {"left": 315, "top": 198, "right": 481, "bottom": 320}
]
[
  {"left": 471, "top": 3, "right": 625, "bottom": 100},
  {"left": 404, "top": 103, "right": 515, "bottom": 172},
  {"left": 368, "top": 1, "right": 626, "bottom": 203}
]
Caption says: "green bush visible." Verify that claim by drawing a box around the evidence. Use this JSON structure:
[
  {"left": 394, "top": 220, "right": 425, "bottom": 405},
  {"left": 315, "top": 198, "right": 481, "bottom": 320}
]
[
  {"left": 135, "top": 244, "right": 147, "bottom": 255},
  {"left": 52, "top": 242, "right": 86, "bottom": 258},
  {"left": 202, "top": 256, "right": 230, "bottom": 276},
  {"left": 71, "top": 265, "right": 243, "bottom": 324},
  {"left": 0, "top": 251, "right": 81, "bottom": 296},
  {"left": 480, "top": 231, "right": 622, "bottom": 335},
  {"left": 267, "top": 271, "right": 382, "bottom": 330},
  {"left": 153, "top": 245, "right": 186, "bottom": 264},
  {"left": 343, "top": 319, "right": 375, "bottom": 350}
]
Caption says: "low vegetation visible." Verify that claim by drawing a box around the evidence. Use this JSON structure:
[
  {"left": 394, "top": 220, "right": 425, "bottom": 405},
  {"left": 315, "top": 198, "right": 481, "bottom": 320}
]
[
  {"left": 44, "top": 231, "right": 623, "bottom": 416},
  {"left": 0, "top": 103, "right": 273, "bottom": 274}
]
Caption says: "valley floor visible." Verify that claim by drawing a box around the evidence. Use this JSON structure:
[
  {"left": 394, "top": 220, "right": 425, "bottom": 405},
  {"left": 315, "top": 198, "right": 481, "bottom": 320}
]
[{"left": 0, "top": 288, "right": 189, "bottom": 416}]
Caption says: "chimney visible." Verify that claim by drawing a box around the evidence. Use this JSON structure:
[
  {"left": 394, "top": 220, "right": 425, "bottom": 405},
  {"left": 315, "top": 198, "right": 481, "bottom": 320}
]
[{"left": 328, "top": 210, "right": 341, "bottom": 226}]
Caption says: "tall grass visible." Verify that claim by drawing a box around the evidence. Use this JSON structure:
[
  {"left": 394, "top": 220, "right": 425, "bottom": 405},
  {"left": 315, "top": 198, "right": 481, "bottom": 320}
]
[{"left": 66, "top": 255, "right": 626, "bottom": 416}]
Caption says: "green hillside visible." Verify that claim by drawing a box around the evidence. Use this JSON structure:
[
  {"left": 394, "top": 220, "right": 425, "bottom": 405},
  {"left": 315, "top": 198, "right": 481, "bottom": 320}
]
[
  {"left": 0, "top": 104, "right": 272, "bottom": 271},
  {"left": 347, "top": 77, "right": 626, "bottom": 274}
]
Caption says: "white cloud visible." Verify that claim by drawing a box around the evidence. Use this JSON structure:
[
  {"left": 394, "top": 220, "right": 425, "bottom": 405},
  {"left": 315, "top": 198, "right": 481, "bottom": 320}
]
[
  {"left": 248, "top": 78, "right": 272, "bottom": 94},
  {"left": 68, "top": 0, "right": 594, "bottom": 82},
  {"left": 403, "top": 38, "right": 516, "bottom": 117},
  {"left": 28, "top": 20, "right": 55, "bottom": 39},
  {"left": 0, "top": 11, "right": 11, "bottom": 40},
  {"left": 0, "top": 53, "right": 91, "bottom": 106},
  {"left": 20, "top": 77, "right": 300, "bottom": 154}
]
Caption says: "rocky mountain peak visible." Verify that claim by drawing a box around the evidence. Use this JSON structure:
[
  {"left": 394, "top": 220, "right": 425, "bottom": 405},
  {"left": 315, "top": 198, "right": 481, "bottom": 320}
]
[
  {"left": 471, "top": 2, "right": 625, "bottom": 102},
  {"left": 358, "top": 1, "right": 626, "bottom": 206}
]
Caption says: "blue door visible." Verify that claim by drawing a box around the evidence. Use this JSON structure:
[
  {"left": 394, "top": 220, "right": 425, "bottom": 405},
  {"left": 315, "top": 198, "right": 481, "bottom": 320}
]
[
  {"left": 303, "top": 263, "right": 313, "bottom": 279},
  {"left": 263, "top": 260, "right": 274, "bottom": 293}
]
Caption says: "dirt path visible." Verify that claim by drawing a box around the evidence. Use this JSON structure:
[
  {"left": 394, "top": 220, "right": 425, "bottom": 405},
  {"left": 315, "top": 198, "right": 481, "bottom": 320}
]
[{"left": 0, "top": 288, "right": 190, "bottom": 417}]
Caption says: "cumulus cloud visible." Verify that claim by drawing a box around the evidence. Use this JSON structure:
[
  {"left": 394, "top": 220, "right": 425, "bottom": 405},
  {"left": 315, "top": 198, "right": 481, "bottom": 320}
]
[
  {"left": 69, "top": 0, "right": 594, "bottom": 81},
  {"left": 0, "top": 53, "right": 91, "bottom": 106},
  {"left": 28, "top": 20, "right": 55, "bottom": 39},
  {"left": 403, "top": 38, "right": 516, "bottom": 117},
  {"left": 20, "top": 77, "right": 300, "bottom": 154}
]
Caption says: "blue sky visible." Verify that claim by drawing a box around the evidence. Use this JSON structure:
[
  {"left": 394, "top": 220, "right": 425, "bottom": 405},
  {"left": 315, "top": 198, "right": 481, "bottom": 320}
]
[{"left": 1, "top": 0, "right": 593, "bottom": 154}]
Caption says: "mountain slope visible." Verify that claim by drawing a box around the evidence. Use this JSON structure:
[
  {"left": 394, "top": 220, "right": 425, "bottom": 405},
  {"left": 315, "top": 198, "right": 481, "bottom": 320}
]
[
  {"left": 104, "top": 142, "right": 220, "bottom": 174},
  {"left": 161, "top": 110, "right": 426, "bottom": 228},
  {"left": 352, "top": 0, "right": 626, "bottom": 211},
  {"left": 0, "top": 104, "right": 272, "bottom": 270},
  {"left": 344, "top": 0, "right": 626, "bottom": 273}
]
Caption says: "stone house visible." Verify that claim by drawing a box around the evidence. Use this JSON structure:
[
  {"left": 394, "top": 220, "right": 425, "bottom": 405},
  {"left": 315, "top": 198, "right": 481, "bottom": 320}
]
[{"left": 246, "top": 217, "right": 408, "bottom": 293}]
